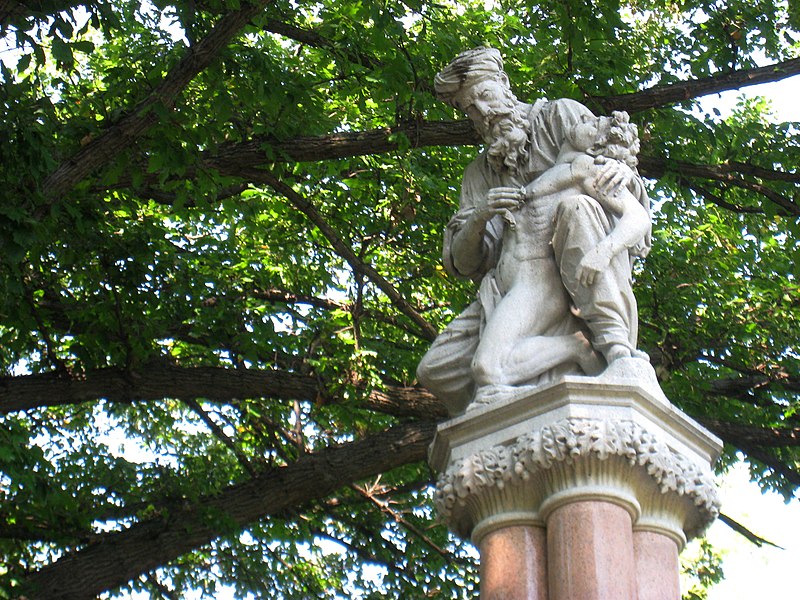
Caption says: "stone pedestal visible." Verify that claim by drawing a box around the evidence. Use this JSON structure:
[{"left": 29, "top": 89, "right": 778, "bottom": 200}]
[{"left": 429, "top": 361, "right": 721, "bottom": 599}]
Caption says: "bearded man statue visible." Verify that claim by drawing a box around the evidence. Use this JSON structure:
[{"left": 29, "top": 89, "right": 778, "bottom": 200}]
[{"left": 417, "top": 47, "right": 652, "bottom": 415}]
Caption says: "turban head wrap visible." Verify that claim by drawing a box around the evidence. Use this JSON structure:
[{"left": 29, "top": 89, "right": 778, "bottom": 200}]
[{"left": 434, "top": 47, "right": 505, "bottom": 106}]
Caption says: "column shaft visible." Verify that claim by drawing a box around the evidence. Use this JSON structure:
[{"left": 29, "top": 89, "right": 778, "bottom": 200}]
[
  {"left": 633, "top": 531, "right": 680, "bottom": 600},
  {"left": 479, "top": 525, "right": 548, "bottom": 600},
  {"left": 546, "top": 501, "right": 637, "bottom": 600}
]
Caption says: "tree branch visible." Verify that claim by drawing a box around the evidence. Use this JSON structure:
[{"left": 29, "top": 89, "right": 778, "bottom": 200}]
[
  {"left": 100, "top": 120, "right": 478, "bottom": 195},
  {"left": 35, "top": 281, "right": 420, "bottom": 344},
  {"left": 741, "top": 445, "right": 800, "bottom": 488},
  {"left": 115, "top": 124, "right": 800, "bottom": 218},
  {"left": 17, "top": 420, "right": 437, "bottom": 600},
  {"left": 0, "top": 0, "right": 24, "bottom": 25},
  {"left": 144, "top": 572, "right": 180, "bottom": 600},
  {"left": 183, "top": 398, "right": 258, "bottom": 476},
  {"left": 205, "top": 287, "right": 418, "bottom": 333},
  {"left": 208, "top": 119, "right": 479, "bottom": 169},
  {"left": 712, "top": 433, "right": 800, "bottom": 488},
  {"left": 190, "top": 1, "right": 386, "bottom": 70},
  {"left": 594, "top": 57, "right": 800, "bottom": 114},
  {"left": 29, "top": 26, "right": 800, "bottom": 202},
  {"left": 0, "top": 361, "right": 447, "bottom": 419},
  {"left": 684, "top": 181, "right": 765, "bottom": 214},
  {"left": 248, "top": 169, "right": 438, "bottom": 341},
  {"left": 699, "top": 418, "right": 800, "bottom": 448},
  {"left": 708, "top": 373, "right": 800, "bottom": 397},
  {"left": 352, "top": 481, "right": 462, "bottom": 564},
  {"left": 701, "top": 368, "right": 800, "bottom": 427},
  {"left": 41, "top": 0, "right": 276, "bottom": 202},
  {"left": 638, "top": 155, "right": 800, "bottom": 216},
  {"left": 205, "top": 130, "right": 800, "bottom": 221},
  {"left": 718, "top": 513, "right": 783, "bottom": 549},
  {"left": 0, "top": 0, "right": 90, "bottom": 26},
  {"left": 637, "top": 155, "right": 800, "bottom": 185},
  {"left": 262, "top": 18, "right": 377, "bottom": 69}
]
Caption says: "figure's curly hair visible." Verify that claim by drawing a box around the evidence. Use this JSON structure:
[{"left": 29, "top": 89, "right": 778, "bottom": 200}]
[{"left": 587, "top": 111, "right": 639, "bottom": 168}]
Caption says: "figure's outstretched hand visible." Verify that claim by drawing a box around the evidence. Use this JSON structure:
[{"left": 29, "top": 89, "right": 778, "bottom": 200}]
[
  {"left": 591, "top": 157, "right": 634, "bottom": 200},
  {"left": 576, "top": 244, "right": 614, "bottom": 286}
]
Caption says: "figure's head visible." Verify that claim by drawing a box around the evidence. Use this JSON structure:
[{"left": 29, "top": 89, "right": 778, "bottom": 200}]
[
  {"left": 435, "top": 47, "right": 517, "bottom": 137},
  {"left": 436, "top": 47, "right": 530, "bottom": 176},
  {"left": 435, "top": 47, "right": 506, "bottom": 104},
  {"left": 569, "top": 111, "right": 639, "bottom": 167}
]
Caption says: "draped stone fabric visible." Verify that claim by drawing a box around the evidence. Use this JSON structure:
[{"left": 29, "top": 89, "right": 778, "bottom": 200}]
[
  {"left": 417, "top": 97, "right": 650, "bottom": 415},
  {"left": 434, "top": 47, "right": 505, "bottom": 106}
]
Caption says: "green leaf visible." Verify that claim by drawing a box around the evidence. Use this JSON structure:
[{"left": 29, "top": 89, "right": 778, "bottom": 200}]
[
  {"left": 51, "top": 37, "right": 74, "bottom": 68},
  {"left": 16, "top": 54, "right": 31, "bottom": 73},
  {"left": 72, "top": 41, "right": 96, "bottom": 54}
]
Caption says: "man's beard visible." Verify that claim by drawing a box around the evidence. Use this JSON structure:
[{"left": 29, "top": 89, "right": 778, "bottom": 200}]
[{"left": 483, "top": 105, "right": 531, "bottom": 179}]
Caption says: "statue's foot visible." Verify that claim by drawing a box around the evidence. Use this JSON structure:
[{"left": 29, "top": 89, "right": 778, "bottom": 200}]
[
  {"left": 605, "top": 343, "right": 633, "bottom": 364},
  {"left": 575, "top": 332, "right": 605, "bottom": 375},
  {"left": 470, "top": 383, "right": 533, "bottom": 409},
  {"left": 597, "top": 356, "right": 669, "bottom": 404}
]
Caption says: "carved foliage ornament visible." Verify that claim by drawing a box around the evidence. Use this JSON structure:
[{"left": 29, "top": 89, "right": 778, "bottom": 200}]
[{"left": 434, "top": 418, "right": 720, "bottom": 526}]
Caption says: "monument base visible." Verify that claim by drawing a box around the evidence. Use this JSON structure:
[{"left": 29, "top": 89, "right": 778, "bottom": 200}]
[{"left": 429, "top": 361, "right": 721, "bottom": 599}]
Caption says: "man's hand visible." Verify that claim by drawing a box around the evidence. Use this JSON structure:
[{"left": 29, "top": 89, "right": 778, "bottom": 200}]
[
  {"left": 576, "top": 243, "right": 615, "bottom": 286},
  {"left": 475, "top": 187, "right": 526, "bottom": 227}
]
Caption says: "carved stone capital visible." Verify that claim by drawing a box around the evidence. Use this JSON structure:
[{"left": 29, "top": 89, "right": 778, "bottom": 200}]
[{"left": 429, "top": 369, "right": 722, "bottom": 548}]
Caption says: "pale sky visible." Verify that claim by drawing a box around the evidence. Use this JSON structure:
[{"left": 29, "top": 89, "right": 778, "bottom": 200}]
[
  {"left": 691, "top": 74, "right": 799, "bottom": 599},
  {"left": 700, "top": 462, "right": 800, "bottom": 599}
]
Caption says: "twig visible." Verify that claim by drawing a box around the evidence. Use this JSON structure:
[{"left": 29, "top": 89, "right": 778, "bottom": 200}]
[
  {"left": 184, "top": 398, "right": 257, "bottom": 477},
  {"left": 718, "top": 513, "right": 784, "bottom": 549},
  {"left": 351, "top": 481, "right": 464, "bottom": 565}
]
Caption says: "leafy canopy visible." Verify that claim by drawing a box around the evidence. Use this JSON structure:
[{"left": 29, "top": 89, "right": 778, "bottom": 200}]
[{"left": 0, "top": 0, "right": 798, "bottom": 597}]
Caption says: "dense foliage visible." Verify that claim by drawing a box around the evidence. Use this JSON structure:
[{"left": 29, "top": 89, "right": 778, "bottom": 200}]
[{"left": 0, "top": 0, "right": 798, "bottom": 597}]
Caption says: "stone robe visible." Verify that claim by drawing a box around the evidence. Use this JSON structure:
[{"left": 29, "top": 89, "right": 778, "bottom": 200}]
[{"left": 417, "top": 98, "right": 650, "bottom": 415}]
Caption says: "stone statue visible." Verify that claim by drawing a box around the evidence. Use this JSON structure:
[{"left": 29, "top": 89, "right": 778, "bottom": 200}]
[{"left": 417, "top": 47, "right": 653, "bottom": 414}]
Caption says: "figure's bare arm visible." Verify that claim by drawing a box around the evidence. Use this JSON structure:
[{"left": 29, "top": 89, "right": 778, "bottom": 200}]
[{"left": 522, "top": 162, "right": 575, "bottom": 199}]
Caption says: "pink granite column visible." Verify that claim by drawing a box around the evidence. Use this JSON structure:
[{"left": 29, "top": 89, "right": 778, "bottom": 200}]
[
  {"left": 546, "top": 500, "right": 637, "bottom": 600},
  {"left": 633, "top": 531, "right": 680, "bottom": 600},
  {"left": 479, "top": 525, "right": 548, "bottom": 600}
]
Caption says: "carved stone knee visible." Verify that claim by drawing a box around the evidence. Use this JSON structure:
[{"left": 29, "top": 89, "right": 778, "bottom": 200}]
[{"left": 471, "top": 350, "right": 503, "bottom": 388}]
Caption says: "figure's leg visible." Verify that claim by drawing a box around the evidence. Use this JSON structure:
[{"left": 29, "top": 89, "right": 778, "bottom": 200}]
[
  {"left": 471, "top": 268, "right": 602, "bottom": 388},
  {"left": 474, "top": 330, "right": 604, "bottom": 387},
  {"left": 553, "top": 194, "right": 638, "bottom": 363},
  {"left": 416, "top": 301, "right": 481, "bottom": 414},
  {"left": 517, "top": 330, "right": 605, "bottom": 377}
]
